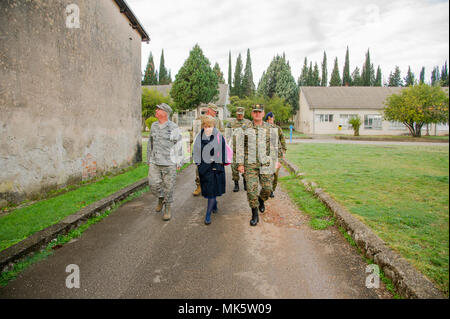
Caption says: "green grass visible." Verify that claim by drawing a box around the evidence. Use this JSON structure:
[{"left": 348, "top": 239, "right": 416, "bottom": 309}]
[
  {"left": 286, "top": 143, "right": 449, "bottom": 295},
  {"left": 282, "top": 129, "right": 307, "bottom": 138},
  {"left": 278, "top": 175, "right": 335, "bottom": 230},
  {"left": 335, "top": 134, "right": 449, "bottom": 141},
  {"left": 0, "top": 140, "right": 150, "bottom": 252}
]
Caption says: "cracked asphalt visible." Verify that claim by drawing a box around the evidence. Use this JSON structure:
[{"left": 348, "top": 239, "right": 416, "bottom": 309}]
[{"left": 0, "top": 165, "right": 392, "bottom": 299}]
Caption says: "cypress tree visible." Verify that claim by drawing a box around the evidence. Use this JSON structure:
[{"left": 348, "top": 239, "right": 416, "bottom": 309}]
[
  {"left": 321, "top": 52, "right": 328, "bottom": 87},
  {"left": 361, "top": 49, "right": 374, "bottom": 86},
  {"left": 342, "top": 46, "right": 352, "bottom": 86},
  {"left": 351, "top": 67, "right": 362, "bottom": 86},
  {"left": 431, "top": 66, "right": 440, "bottom": 86},
  {"left": 213, "top": 62, "right": 225, "bottom": 84},
  {"left": 297, "top": 57, "right": 309, "bottom": 86},
  {"left": 232, "top": 53, "right": 244, "bottom": 97},
  {"left": 329, "top": 57, "right": 342, "bottom": 86},
  {"left": 312, "top": 62, "right": 321, "bottom": 86},
  {"left": 242, "top": 49, "right": 255, "bottom": 97},
  {"left": 307, "top": 61, "right": 313, "bottom": 86},
  {"left": 441, "top": 61, "right": 448, "bottom": 86},
  {"left": 228, "top": 51, "right": 232, "bottom": 90},
  {"left": 159, "top": 49, "right": 169, "bottom": 85},
  {"left": 404, "top": 66, "right": 415, "bottom": 86},
  {"left": 142, "top": 52, "right": 158, "bottom": 85},
  {"left": 374, "top": 66, "right": 382, "bottom": 86},
  {"left": 419, "top": 67, "right": 425, "bottom": 84},
  {"left": 388, "top": 66, "right": 402, "bottom": 87}
]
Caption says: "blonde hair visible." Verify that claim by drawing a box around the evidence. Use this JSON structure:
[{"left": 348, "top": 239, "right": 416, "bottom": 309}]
[{"left": 201, "top": 115, "right": 215, "bottom": 128}]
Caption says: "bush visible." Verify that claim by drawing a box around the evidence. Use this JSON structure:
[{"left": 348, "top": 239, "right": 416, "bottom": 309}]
[
  {"left": 349, "top": 116, "right": 361, "bottom": 136},
  {"left": 145, "top": 117, "right": 158, "bottom": 131}
]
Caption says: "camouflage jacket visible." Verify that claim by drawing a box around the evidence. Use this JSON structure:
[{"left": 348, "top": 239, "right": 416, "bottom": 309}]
[
  {"left": 270, "top": 123, "right": 287, "bottom": 154},
  {"left": 147, "top": 120, "right": 182, "bottom": 166}
]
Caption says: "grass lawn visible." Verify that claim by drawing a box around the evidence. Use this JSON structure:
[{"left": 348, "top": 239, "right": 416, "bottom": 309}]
[
  {"left": 0, "top": 140, "right": 149, "bottom": 252},
  {"left": 282, "top": 129, "right": 308, "bottom": 138},
  {"left": 335, "top": 134, "right": 449, "bottom": 141},
  {"left": 286, "top": 143, "right": 449, "bottom": 295}
]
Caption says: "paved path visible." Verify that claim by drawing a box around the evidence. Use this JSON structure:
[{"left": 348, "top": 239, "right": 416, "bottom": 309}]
[
  {"left": 288, "top": 138, "right": 449, "bottom": 147},
  {"left": 0, "top": 165, "right": 391, "bottom": 299}
]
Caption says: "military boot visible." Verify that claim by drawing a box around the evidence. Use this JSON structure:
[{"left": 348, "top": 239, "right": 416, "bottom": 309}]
[
  {"left": 258, "top": 197, "right": 265, "bottom": 213},
  {"left": 163, "top": 204, "right": 171, "bottom": 221},
  {"left": 155, "top": 197, "right": 164, "bottom": 212},
  {"left": 233, "top": 181, "right": 239, "bottom": 192},
  {"left": 250, "top": 207, "right": 259, "bottom": 226},
  {"left": 192, "top": 185, "right": 202, "bottom": 196},
  {"left": 243, "top": 179, "right": 247, "bottom": 191}
]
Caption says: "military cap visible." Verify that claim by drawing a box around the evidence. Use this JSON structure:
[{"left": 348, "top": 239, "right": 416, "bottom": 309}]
[
  {"left": 265, "top": 112, "right": 274, "bottom": 121},
  {"left": 156, "top": 103, "right": 172, "bottom": 114},
  {"left": 252, "top": 104, "right": 264, "bottom": 112},
  {"left": 207, "top": 103, "right": 219, "bottom": 112},
  {"left": 236, "top": 107, "right": 245, "bottom": 115}
]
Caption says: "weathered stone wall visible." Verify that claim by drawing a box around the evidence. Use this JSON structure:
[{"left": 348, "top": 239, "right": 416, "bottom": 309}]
[{"left": 0, "top": 0, "right": 142, "bottom": 205}]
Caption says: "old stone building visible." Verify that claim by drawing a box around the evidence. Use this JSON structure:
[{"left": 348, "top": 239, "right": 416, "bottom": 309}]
[{"left": 0, "top": 0, "right": 149, "bottom": 206}]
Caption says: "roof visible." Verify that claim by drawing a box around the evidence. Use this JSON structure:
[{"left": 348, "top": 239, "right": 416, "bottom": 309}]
[
  {"left": 113, "top": 0, "right": 150, "bottom": 42},
  {"left": 301, "top": 86, "right": 406, "bottom": 110},
  {"left": 142, "top": 83, "right": 230, "bottom": 106}
]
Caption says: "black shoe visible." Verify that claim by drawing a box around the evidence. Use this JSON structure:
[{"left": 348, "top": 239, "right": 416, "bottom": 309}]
[
  {"left": 243, "top": 179, "right": 247, "bottom": 191},
  {"left": 270, "top": 192, "right": 275, "bottom": 198},
  {"left": 258, "top": 197, "right": 265, "bottom": 213},
  {"left": 250, "top": 207, "right": 259, "bottom": 226},
  {"left": 233, "top": 181, "right": 239, "bottom": 192}
]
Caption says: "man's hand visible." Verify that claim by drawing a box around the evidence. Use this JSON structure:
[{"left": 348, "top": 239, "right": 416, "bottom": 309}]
[{"left": 238, "top": 165, "right": 245, "bottom": 174}]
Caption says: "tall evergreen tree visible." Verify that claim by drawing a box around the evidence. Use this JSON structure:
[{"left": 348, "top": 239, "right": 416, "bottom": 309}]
[
  {"left": 329, "top": 57, "right": 342, "bottom": 86},
  {"left": 321, "top": 52, "right": 328, "bottom": 87},
  {"left": 431, "top": 66, "right": 440, "bottom": 86},
  {"left": 142, "top": 52, "right": 158, "bottom": 85},
  {"left": 419, "top": 67, "right": 425, "bottom": 84},
  {"left": 342, "top": 46, "right": 352, "bottom": 86},
  {"left": 297, "top": 57, "right": 309, "bottom": 86},
  {"left": 228, "top": 51, "right": 232, "bottom": 89},
  {"left": 388, "top": 66, "right": 402, "bottom": 87},
  {"left": 351, "top": 67, "right": 362, "bottom": 86},
  {"left": 232, "top": 53, "right": 244, "bottom": 97},
  {"left": 312, "top": 62, "right": 321, "bottom": 86},
  {"left": 374, "top": 66, "right": 382, "bottom": 86},
  {"left": 361, "top": 49, "right": 374, "bottom": 86},
  {"left": 441, "top": 61, "right": 449, "bottom": 86},
  {"left": 213, "top": 62, "right": 225, "bottom": 84},
  {"left": 307, "top": 62, "right": 313, "bottom": 86},
  {"left": 168, "top": 70, "right": 172, "bottom": 84},
  {"left": 242, "top": 49, "right": 255, "bottom": 97},
  {"left": 170, "top": 44, "right": 218, "bottom": 110},
  {"left": 158, "top": 49, "right": 170, "bottom": 85},
  {"left": 257, "top": 54, "right": 299, "bottom": 110},
  {"left": 404, "top": 66, "right": 415, "bottom": 86}
]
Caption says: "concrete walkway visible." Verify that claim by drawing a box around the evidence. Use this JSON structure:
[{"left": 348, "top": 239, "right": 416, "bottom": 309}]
[{"left": 0, "top": 165, "right": 391, "bottom": 299}]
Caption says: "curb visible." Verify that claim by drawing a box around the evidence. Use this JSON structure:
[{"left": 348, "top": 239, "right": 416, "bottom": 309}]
[
  {"left": 335, "top": 136, "right": 449, "bottom": 143},
  {"left": 0, "top": 178, "right": 149, "bottom": 273},
  {"left": 281, "top": 158, "right": 445, "bottom": 299}
]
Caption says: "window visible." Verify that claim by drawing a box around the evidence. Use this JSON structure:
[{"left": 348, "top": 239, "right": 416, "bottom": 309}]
[
  {"left": 389, "top": 121, "right": 406, "bottom": 130},
  {"left": 340, "top": 114, "right": 358, "bottom": 129},
  {"left": 315, "top": 114, "right": 334, "bottom": 123},
  {"left": 364, "top": 115, "right": 383, "bottom": 130}
]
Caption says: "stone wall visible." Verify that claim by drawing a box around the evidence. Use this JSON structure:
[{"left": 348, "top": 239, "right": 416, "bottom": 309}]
[{"left": 0, "top": 0, "right": 143, "bottom": 205}]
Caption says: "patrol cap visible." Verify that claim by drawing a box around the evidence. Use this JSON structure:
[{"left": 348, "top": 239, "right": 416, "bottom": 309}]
[
  {"left": 236, "top": 107, "right": 245, "bottom": 115},
  {"left": 252, "top": 104, "right": 264, "bottom": 112},
  {"left": 208, "top": 103, "right": 219, "bottom": 113},
  {"left": 156, "top": 103, "right": 172, "bottom": 114}
]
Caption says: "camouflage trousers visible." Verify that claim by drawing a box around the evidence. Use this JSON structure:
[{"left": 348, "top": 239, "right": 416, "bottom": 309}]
[
  {"left": 245, "top": 165, "right": 273, "bottom": 209},
  {"left": 148, "top": 164, "right": 177, "bottom": 204},
  {"left": 231, "top": 163, "right": 246, "bottom": 182},
  {"left": 272, "top": 167, "right": 281, "bottom": 191}
]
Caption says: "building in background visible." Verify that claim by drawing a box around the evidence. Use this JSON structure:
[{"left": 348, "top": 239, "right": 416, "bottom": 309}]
[
  {"left": 0, "top": 0, "right": 149, "bottom": 206},
  {"left": 294, "top": 87, "right": 449, "bottom": 136}
]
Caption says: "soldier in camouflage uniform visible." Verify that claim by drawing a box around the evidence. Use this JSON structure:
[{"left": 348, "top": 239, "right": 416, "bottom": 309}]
[
  {"left": 238, "top": 104, "right": 283, "bottom": 226},
  {"left": 226, "top": 106, "right": 251, "bottom": 192},
  {"left": 265, "top": 112, "right": 287, "bottom": 198},
  {"left": 147, "top": 103, "right": 182, "bottom": 221},
  {"left": 192, "top": 103, "right": 224, "bottom": 196}
]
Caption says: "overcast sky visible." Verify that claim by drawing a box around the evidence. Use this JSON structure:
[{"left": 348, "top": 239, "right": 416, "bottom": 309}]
[{"left": 127, "top": 0, "right": 449, "bottom": 86}]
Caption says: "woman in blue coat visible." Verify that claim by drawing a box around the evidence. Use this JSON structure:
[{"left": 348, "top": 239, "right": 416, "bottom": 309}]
[{"left": 193, "top": 116, "right": 229, "bottom": 225}]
